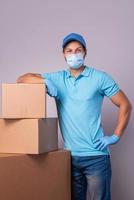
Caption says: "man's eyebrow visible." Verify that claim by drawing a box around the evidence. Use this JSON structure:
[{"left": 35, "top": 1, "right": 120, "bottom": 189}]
[
  {"left": 65, "top": 48, "right": 72, "bottom": 50},
  {"left": 65, "top": 46, "right": 83, "bottom": 50}
]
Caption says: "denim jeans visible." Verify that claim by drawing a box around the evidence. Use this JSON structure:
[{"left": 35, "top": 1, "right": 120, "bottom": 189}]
[{"left": 71, "top": 154, "right": 112, "bottom": 200}]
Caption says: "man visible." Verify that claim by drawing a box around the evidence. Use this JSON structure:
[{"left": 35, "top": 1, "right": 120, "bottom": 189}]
[{"left": 17, "top": 33, "right": 132, "bottom": 200}]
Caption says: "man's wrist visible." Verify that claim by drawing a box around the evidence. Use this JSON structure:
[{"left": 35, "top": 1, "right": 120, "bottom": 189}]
[
  {"left": 112, "top": 134, "right": 120, "bottom": 143},
  {"left": 113, "top": 133, "right": 121, "bottom": 139}
]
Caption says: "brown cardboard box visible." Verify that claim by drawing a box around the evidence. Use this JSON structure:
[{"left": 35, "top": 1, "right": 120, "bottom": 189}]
[
  {"left": 0, "top": 149, "right": 71, "bottom": 200},
  {"left": 0, "top": 118, "right": 58, "bottom": 154},
  {"left": 2, "top": 83, "right": 46, "bottom": 118}
]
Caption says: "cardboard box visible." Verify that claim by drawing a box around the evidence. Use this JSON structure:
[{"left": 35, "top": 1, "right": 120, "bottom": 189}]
[
  {"left": 0, "top": 149, "right": 71, "bottom": 200},
  {"left": 0, "top": 118, "right": 58, "bottom": 154},
  {"left": 2, "top": 83, "right": 46, "bottom": 118}
]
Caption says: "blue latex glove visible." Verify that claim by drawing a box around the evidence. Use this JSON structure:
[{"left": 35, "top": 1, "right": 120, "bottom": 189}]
[
  {"left": 93, "top": 134, "right": 120, "bottom": 151},
  {"left": 45, "top": 79, "right": 58, "bottom": 98}
]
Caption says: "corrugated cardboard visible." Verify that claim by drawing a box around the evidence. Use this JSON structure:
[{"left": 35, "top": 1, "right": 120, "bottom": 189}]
[
  {"left": 0, "top": 149, "right": 71, "bottom": 200},
  {"left": 0, "top": 118, "right": 58, "bottom": 154},
  {"left": 2, "top": 83, "right": 46, "bottom": 118}
]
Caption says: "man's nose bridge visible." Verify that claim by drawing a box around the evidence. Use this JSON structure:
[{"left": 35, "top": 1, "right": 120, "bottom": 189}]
[{"left": 71, "top": 50, "right": 77, "bottom": 54}]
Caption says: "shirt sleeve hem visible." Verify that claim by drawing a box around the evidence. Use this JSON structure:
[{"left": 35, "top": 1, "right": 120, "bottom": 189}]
[{"left": 107, "top": 88, "right": 120, "bottom": 98}]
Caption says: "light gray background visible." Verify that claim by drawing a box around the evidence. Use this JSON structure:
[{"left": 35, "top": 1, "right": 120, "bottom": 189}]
[{"left": 0, "top": 0, "right": 134, "bottom": 199}]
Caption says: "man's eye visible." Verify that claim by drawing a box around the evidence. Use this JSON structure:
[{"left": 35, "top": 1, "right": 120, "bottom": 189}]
[{"left": 77, "top": 49, "right": 83, "bottom": 52}]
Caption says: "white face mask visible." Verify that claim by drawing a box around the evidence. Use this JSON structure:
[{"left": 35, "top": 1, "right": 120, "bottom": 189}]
[{"left": 65, "top": 53, "right": 84, "bottom": 69}]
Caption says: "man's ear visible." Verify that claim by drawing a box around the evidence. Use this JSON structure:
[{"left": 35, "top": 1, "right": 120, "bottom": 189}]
[
  {"left": 63, "top": 52, "right": 67, "bottom": 61},
  {"left": 64, "top": 56, "right": 67, "bottom": 61},
  {"left": 84, "top": 50, "right": 87, "bottom": 59}
]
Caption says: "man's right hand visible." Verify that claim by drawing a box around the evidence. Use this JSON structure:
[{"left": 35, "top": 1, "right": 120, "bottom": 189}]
[
  {"left": 17, "top": 73, "right": 58, "bottom": 98},
  {"left": 45, "top": 79, "right": 58, "bottom": 98}
]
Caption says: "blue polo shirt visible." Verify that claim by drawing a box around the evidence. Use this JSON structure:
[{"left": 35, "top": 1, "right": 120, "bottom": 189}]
[{"left": 41, "top": 66, "right": 120, "bottom": 156}]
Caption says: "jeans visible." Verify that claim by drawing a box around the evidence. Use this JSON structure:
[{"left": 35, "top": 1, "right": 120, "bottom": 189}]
[{"left": 71, "top": 155, "right": 112, "bottom": 200}]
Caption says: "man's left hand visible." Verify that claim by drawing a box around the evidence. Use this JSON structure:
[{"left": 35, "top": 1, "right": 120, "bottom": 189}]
[{"left": 93, "top": 134, "right": 120, "bottom": 151}]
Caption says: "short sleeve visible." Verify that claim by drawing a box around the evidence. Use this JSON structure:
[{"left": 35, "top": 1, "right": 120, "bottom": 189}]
[
  {"left": 99, "top": 72, "right": 120, "bottom": 97},
  {"left": 41, "top": 71, "right": 62, "bottom": 84}
]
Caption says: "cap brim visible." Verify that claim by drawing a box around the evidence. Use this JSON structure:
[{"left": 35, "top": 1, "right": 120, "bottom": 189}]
[{"left": 62, "top": 38, "right": 84, "bottom": 48}]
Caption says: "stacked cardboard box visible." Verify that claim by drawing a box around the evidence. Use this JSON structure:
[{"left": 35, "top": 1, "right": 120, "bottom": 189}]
[
  {"left": 0, "top": 149, "right": 71, "bottom": 200},
  {"left": 0, "top": 118, "right": 58, "bottom": 154},
  {"left": 1, "top": 83, "right": 58, "bottom": 153},
  {"left": 2, "top": 83, "right": 47, "bottom": 119},
  {"left": 0, "top": 83, "right": 71, "bottom": 200}
]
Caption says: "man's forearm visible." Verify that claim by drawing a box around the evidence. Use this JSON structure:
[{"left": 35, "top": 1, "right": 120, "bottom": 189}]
[
  {"left": 114, "top": 102, "right": 132, "bottom": 137},
  {"left": 17, "top": 73, "right": 44, "bottom": 84}
]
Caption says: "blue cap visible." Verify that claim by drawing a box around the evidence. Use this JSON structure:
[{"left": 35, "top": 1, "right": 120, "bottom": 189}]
[{"left": 62, "top": 33, "right": 86, "bottom": 49}]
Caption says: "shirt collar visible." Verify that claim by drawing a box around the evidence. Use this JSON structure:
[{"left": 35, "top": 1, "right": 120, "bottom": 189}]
[{"left": 66, "top": 65, "right": 91, "bottom": 79}]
